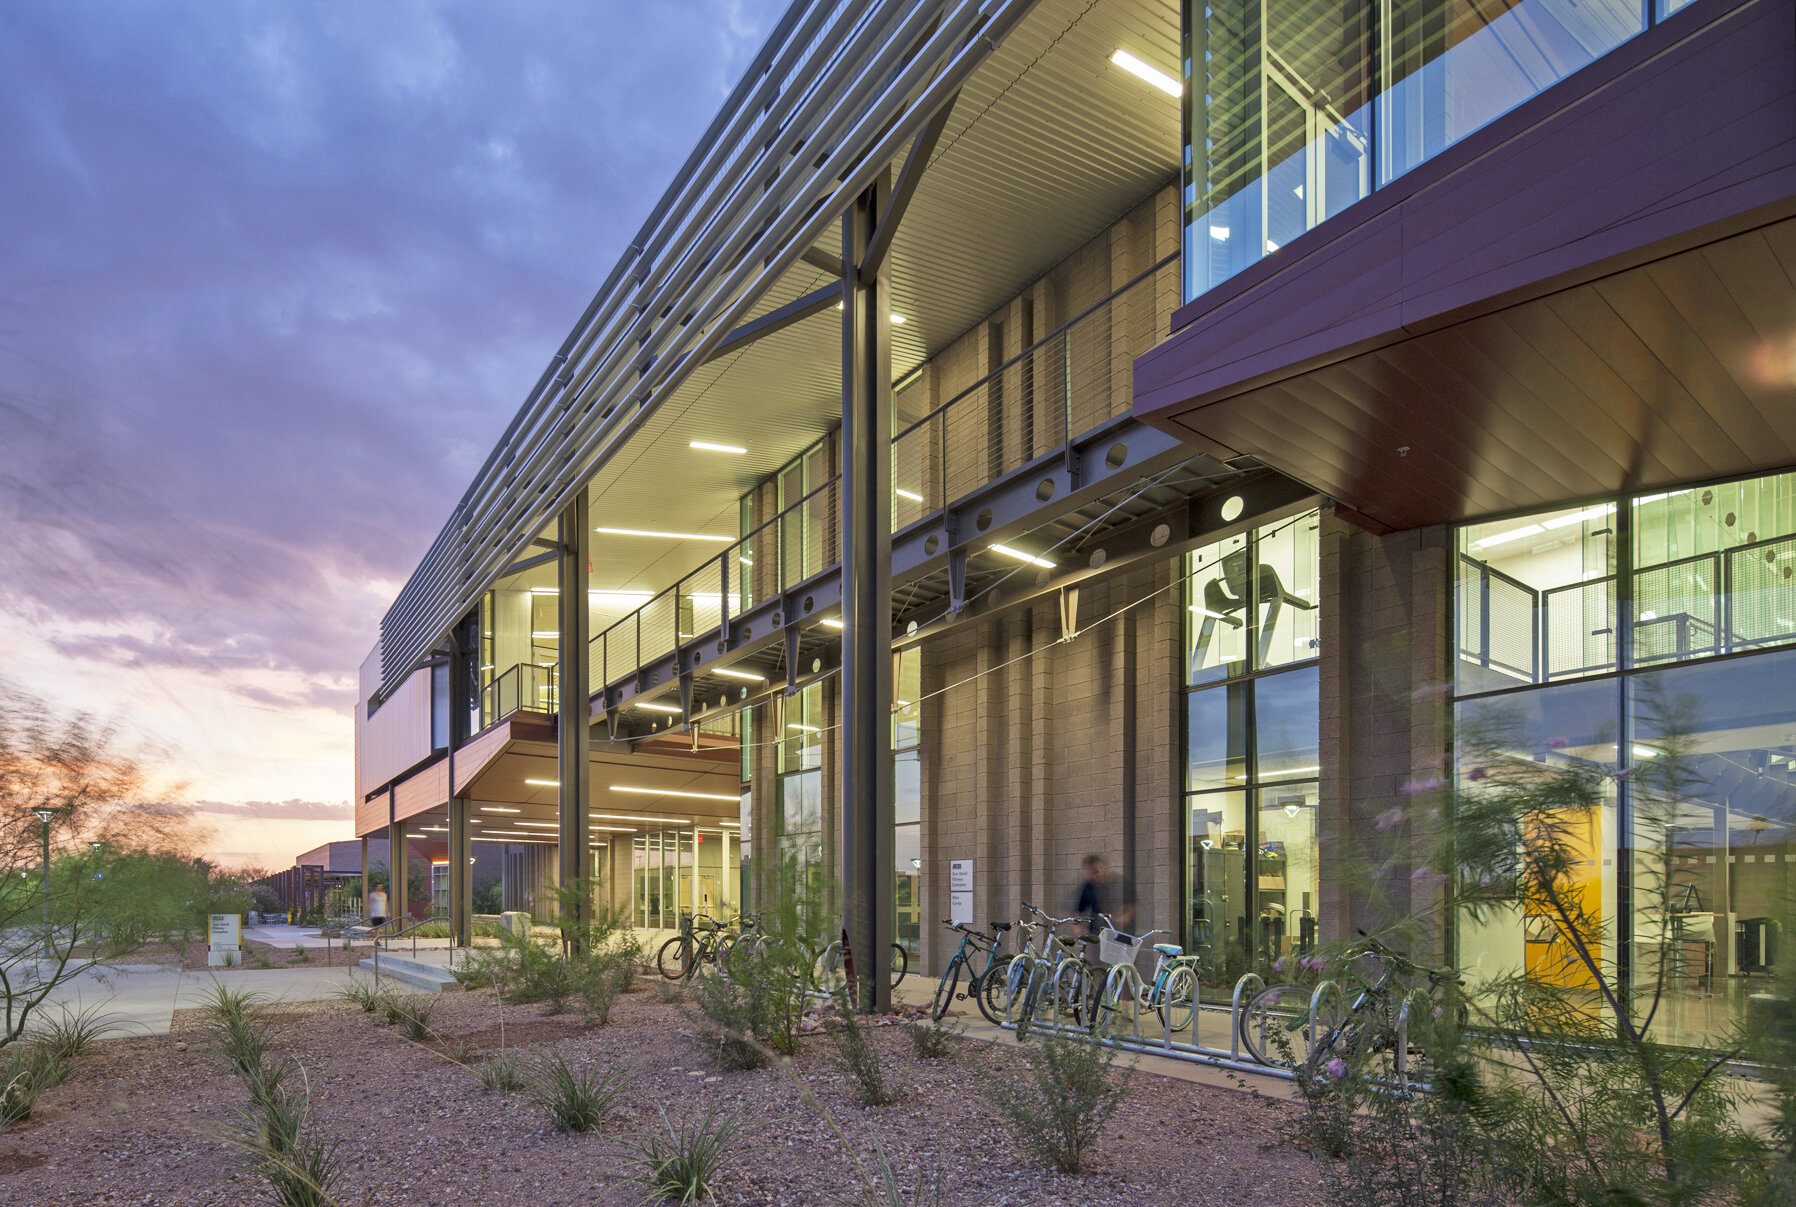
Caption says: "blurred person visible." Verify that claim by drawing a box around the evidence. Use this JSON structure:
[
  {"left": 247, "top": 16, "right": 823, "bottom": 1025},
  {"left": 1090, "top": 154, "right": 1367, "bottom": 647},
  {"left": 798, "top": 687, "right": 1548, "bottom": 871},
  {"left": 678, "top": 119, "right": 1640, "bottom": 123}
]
[
  {"left": 368, "top": 885, "right": 389, "bottom": 928},
  {"left": 1074, "top": 854, "right": 1135, "bottom": 936}
]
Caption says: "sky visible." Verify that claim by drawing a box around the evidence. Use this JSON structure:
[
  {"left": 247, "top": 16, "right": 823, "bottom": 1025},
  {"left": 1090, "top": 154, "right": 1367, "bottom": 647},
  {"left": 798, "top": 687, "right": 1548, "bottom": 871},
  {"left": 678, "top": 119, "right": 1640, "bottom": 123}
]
[{"left": 0, "top": 0, "right": 780, "bottom": 869}]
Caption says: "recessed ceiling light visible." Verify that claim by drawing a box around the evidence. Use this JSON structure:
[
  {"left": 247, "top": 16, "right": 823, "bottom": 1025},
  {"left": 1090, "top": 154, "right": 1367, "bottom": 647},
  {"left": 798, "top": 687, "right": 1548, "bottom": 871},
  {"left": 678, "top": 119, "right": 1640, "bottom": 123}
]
[
  {"left": 524, "top": 779, "right": 558, "bottom": 787},
  {"left": 635, "top": 702, "right": 683, "bottom": 713},
  {"left": 895, "top": 488, "right": 924, "bottom": 503},
  {"left": 713, "top": 668, "right": 764, "bottom": 682},
  {"left": 890, "top": 314, "right": 906, "bottom": 325},
  {"left": 1111, "top": 49, "right": 1181, "bottom": 97},
  {"left": 820, "top": 618, "right": 844, "bottom": 629},
  {"left": 989, "top": 543, "right": 1056, "bottom": 569},
  {"left": 690, "top": 441, "right": 747, "bottom": 454},
  {"left": 612, "top": 786, "right": 739, "bottom": 803},
  {"left": 530, "top": 631, "right": 558, "bottom": 638},
  {"left": 482, "top": 805, "right": 522, "bottom": 813},
  {"left": 516, "top": 821, "right": 559, "bottom": 829},
  {"left": 787, "top": 723, "right": 821, "bottom": 733},
  {"left": 1473, "top": 524, "right": 1545, "bottom": 549},
  {"left": 530, "top": 587, "right": 559, "bottom": 595},
  {"left": 596, "top": 527, "right": 733, "bottom": 543}
]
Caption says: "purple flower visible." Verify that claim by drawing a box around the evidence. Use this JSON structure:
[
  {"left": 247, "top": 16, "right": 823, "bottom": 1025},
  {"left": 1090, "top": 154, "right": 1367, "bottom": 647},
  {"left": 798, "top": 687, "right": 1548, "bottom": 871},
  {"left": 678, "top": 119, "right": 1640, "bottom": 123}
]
[
  {"left": 1325, "top": 1057, "right": 1349, "bottom": 1080},
  {"left": 1375, "top": 807, "right": 1404, "bottom": 831},
  {"left": 1468, "top": 766, "right": 1488, "bottom": 782},
  {"left": 1547, "top": 735, "right": 1569, "bottom": 749},
  {"left": 1431, "top": 1007, "right": 1444, "bottom": 1020},
  {"left": 1300, "top": 956, "right": 1327, "bottom": 970},
  {"left": 1614, "top": 768, "right": 1632, "bottom": 782},
  {"left": 1272, "top": 956, "right": 1288, "bottom": 972}
]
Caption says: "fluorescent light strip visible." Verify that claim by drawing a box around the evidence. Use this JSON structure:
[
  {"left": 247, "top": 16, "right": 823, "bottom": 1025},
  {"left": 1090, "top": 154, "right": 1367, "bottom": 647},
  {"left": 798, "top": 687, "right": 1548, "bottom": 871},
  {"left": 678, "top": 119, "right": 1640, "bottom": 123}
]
[
  {"left": 1540, "top": 503, "right": 1616, "bottom": 531},
  {"left": 895, "top": 488, "right": 924, "bottom": 503},
  {"left": 1110, "top": 48, "right": 1181, "bottom": 97},
  {"left": 592, "top": 812, "right": 695, "bottom": 823},
  {"left": 989, "top": 543, "right": 1056, "bottom": 569},
  {"left": 1473, "top": 523, "right": 1545, "bottom": 549},
  {"left": 481, "top": 805, "right": 521, "bottom": 813},
  {"left": 689, "top": 441, "right": 746, "bottom": 454},
  {"left": 713, "top": 668, "right": 764, "bottom": 682},
  {"left": 612, "top": 786, "right": 740, "bottom": 803},
  {"left": 819, "top": 618, "right": 844, "bottom": 629},
  {"left": 530, "top": 587, "right": 559, "bottom": 595},
  {"left": 595, "top": 527, "right": 733, "bottom": 543},
  {"left": 788, "top": 723, "right": 821, "bottom": 733},
  {"left": 524, "top": 779, "right": 558, "bottom": 787},
  {"left": 635, "top": 702, "right": 682, "bottom": 713},
  {"left": 530, "top": 631, "right": 559, "bottom": 638},
  {"left": 516, "top": 821, "right": 559, "bottom": 829}
]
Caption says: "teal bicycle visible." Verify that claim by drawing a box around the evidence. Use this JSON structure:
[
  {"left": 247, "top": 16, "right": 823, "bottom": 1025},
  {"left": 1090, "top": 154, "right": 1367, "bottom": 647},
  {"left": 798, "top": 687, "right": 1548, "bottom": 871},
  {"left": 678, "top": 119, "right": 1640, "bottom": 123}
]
[{"left": 1092, "top": 921, "right": 1201, "bottom": 1037}]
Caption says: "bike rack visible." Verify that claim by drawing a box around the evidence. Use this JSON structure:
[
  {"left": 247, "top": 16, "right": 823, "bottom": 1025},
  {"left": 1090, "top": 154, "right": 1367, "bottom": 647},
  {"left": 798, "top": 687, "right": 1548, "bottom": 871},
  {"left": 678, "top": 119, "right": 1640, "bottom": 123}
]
[
  {"left": 998, "top": 967, "right": 1297, "bottom": 1081},
  {"left": 1308, "top": 980, "right": 1342, "bottom": 1056}
]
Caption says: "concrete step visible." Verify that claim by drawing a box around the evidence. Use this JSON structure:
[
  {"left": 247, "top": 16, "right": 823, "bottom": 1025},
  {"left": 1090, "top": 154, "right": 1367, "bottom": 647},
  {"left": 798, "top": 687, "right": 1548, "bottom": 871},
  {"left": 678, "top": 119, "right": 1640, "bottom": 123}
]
[{"left": 356, "top": 953, "right": 461, "bottom": 994}]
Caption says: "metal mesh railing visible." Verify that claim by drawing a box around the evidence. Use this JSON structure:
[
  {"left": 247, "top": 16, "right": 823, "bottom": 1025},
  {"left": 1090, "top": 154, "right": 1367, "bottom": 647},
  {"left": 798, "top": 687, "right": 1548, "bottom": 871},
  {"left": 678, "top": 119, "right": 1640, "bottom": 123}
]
[
  {"left": 480, "top": 662, "right": 558, "bottom": 728},
  {"left": 1633, "top": 555, "right": 1720, "bottom": 664},
  {"left": 1728, "top": 534, "right": 1796, "bottom": 651},
  {"left": 1544, "top": 576, "right": 1615, "bottom": 679},
  {"left": 578, "top": 253, "right": 1178, "bottom": 703}
]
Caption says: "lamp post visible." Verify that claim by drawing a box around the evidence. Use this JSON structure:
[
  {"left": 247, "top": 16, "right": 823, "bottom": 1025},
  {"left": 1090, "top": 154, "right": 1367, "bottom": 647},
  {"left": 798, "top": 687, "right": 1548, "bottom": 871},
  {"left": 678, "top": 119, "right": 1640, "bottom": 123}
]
[{"left": 32, "top": 808, "right": 59, "bottom": 961}]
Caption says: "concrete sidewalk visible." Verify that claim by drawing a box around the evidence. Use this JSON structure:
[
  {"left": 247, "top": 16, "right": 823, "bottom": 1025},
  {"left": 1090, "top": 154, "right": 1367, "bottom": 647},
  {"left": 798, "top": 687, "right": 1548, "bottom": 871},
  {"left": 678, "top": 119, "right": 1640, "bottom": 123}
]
[{"left": 32, "top": 960, "right": 372, "bottom": 1039}]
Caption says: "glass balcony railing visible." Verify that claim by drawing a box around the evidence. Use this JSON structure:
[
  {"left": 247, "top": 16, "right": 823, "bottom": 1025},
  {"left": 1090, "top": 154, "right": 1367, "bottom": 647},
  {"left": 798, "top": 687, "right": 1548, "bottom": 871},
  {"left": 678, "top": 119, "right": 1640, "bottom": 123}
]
[{"left": 480, "top": 662, "right": 558, "bottom": 728}]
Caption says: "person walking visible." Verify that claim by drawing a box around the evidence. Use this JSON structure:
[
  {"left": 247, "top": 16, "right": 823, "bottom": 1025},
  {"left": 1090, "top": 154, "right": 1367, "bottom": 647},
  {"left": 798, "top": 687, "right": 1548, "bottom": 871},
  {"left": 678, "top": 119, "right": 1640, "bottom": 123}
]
[
  {"left": 1074, "top": 854, "right": 1135, "bottom": 936},
  {"left": 368, "top": 885, "right": 389, "bottom": 928}
]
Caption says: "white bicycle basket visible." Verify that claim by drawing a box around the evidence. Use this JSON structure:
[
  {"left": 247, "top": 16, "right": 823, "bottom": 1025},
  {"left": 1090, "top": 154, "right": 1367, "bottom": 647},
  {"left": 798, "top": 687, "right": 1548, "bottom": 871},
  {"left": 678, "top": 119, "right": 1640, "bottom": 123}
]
[{"left": 1097, "top": 927, "right": 1141, "bottom": 966}]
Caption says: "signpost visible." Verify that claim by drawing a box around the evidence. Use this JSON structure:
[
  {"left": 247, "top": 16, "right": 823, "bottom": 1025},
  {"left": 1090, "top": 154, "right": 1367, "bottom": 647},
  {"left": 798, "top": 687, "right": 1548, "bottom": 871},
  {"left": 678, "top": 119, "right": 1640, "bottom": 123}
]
[
  {"left": 208, "top": 913, "right": 242, "bottom": 968},
  {"left": 949, "top": 859, "right": 974, "bottom": 927}
]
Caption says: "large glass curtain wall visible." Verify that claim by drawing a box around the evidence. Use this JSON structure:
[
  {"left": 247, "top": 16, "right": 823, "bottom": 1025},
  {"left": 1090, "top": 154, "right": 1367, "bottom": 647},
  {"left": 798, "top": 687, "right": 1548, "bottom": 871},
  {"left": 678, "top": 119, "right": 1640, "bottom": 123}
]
[
  {"left": 1183, "top": 0, "right": 1650, "bottom": 299},
  {"left": 777, "top": 682, "right": 826, "bottom": 882},
  {"left": 1454, "top": 469, "right": 1796, "bottom": 1047},
  {"left": 633, "top": 827, "right": 739, "bottom": 930},
  {"left": 1185, "top": 510, "right": 1322, "bottom": 996}
]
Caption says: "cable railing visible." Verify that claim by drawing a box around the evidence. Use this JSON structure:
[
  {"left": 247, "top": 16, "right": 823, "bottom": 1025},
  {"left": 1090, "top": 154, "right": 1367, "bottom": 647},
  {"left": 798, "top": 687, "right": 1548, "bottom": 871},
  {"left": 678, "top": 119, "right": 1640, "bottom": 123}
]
[{"left": 480, "top": 662, "right": 558, "bottom": 730}]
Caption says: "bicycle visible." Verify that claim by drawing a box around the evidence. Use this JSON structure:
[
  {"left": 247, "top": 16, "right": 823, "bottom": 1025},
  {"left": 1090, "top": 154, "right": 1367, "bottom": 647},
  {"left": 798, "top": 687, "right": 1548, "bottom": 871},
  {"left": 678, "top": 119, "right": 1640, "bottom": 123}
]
[
  {"left": 1092, "top": 922, "right": 1201, "bottom": 1038},
  {"left": 928, "top": 918, "right": 1014, "bottom": 1024},
  {"left": 1005, "top": 903, "right": 1099, "bottom": 1032},
  {"left": 656, "top": 910, "right": 729, "bottom": 981},
  {"left": 809, "top": 936, "right": 909, "bottom": 995},
  {"left": 1239, "top": 931, "right": 1460, "bottom": 1074}
]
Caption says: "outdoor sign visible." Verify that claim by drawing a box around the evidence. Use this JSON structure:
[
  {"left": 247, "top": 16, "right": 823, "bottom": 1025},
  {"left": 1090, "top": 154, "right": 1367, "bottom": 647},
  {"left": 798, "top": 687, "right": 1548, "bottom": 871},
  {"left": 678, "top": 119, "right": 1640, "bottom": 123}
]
[
  {"left": 208, "top": 913, "right": 242, "bottom": 967},
  {"left": 949, "top": 859, "right": 974, "bottom": 927}
]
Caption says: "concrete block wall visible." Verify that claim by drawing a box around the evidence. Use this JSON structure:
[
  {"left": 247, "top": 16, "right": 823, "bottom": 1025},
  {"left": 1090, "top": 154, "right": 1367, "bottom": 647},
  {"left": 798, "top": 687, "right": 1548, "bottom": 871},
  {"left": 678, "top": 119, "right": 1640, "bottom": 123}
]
[{"left": 1318, "top": 508, "right": 1452, "bottom": 957}]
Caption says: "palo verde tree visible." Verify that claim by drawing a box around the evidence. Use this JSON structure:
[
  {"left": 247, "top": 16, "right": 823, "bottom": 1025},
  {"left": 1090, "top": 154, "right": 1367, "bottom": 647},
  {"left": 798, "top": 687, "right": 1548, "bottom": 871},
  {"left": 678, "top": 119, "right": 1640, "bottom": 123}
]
[{"left": 0, "top": 677, "right": 210, "bottom": 1048}]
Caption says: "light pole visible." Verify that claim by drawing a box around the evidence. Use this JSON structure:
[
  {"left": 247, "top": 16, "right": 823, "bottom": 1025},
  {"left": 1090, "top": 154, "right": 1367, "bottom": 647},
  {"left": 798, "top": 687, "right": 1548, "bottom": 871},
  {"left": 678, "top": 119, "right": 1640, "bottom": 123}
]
[{"left": 32, "top": 808, "right": 59, "bottom": 961}]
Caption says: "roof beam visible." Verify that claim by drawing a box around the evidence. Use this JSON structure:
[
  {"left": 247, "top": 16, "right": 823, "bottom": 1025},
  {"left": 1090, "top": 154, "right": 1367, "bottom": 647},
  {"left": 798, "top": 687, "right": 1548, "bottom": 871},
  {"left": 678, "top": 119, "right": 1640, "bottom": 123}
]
[
  {"left": 704, "top": 284, "right": 840, "bottom": 364},
  {"left": 800, "top": 246, "right": 844, "bottom": 277},
  {"left": 860, "top": 90, "right": 958, "bottom": 284}
]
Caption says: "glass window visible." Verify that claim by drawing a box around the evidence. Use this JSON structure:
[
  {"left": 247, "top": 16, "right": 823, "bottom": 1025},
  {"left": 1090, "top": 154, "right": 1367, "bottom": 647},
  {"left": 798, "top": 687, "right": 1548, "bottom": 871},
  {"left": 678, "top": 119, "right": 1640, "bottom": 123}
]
[
  {"left": 1183, "top": 0, "right": 1646, "bottom": 301},
  {"left": 1454, "top": 678, "right": 1622, "bottom": 994},
  {"left": 1457, "top": 502, "right": 1617, "bottom": 691},
  {"left": 1627, "top": 650, "right": 1796, "bottom": 1048},
  {"left": 894, "top": 647, "right": 921, "bottom": 748},
  {"left": 1255, "top": 513, "right": 1321, "bottom": 669},
  {"left": 1187, "top": 682, "right": 1248, "bottom": 792},
  {"left": 1184, "top": 662, "right": 1320, "bottom": 994},
  {"left": 1632, "top": 471, "right": 1796, "bottom": 666},
  {"left": 895, "top": 748, "right": 921, "bottom": 826},
  {"left": 895, "top": 822, "right": 921, "bottom": 957},
  {"left": 778, "top": 683, "right": 824, "bottom": 773},
  {"left": 1187, "top": 510, "right": 1321, "bottom": 683},
  {"left": 1187, "top": 531, "right": 1252, "bottom": 683},
  {"left": 1185, "top": 0, "right": 1374, "bottom": 297}
]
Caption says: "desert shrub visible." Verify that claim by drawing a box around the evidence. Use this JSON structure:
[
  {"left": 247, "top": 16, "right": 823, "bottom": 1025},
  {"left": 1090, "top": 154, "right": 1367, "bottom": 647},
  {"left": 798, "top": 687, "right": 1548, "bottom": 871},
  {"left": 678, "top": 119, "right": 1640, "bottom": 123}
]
[
  {"left": 906, "top": 1014, "right": 964, "bottom": 1060},
  {"left": 393, "top": 997, "right": 435, "bottom": 1041},
  {"left": 332, "top": 977, "right": 383, "bottom": 1014},
  {"left": 0, "top": 1043, "right": 65, "bottom": 1128},
  {"left": 290, "top": 945, "right": 310, "bottom": 964},
  {"left": 28, "top": 1004, "right": 118, "bottom": 1062},
  {"left": 687, "top": 858, "right": 822, "bottom": 1066},
  {"left": 527, "top": 1052, "right": 628, "bottom": 1133},
  {"left": 979, "top": 1028, "right": 1131, "bottom": 1174},
  {"left": 826, "top": 990, "right": 897, "bottom": 1106},
  {"left": 612, "top": 1100, "right": 750, "bottom": 1203},
  {"left": 478, "top": 1050, "right": 527, "bottom": 1093}
]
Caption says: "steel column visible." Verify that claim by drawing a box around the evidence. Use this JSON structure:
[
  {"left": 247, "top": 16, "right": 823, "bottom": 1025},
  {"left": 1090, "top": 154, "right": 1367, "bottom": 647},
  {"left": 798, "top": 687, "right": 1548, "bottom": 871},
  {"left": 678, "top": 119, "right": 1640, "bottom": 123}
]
[
  {"left": 388, "top": 818, "right": 407, "bottom": 924},
  {"left": 448, "top": 628, "right": 473, "bottom": 948},
  {"left": 840, "top": 176, "right": 895, "bottom": 1013},
  {"left": 360, "top": 837, "right": 369, "bottom": 923},
  {"left": 557, "top": 492, "right": 593, "bottom": 940}
]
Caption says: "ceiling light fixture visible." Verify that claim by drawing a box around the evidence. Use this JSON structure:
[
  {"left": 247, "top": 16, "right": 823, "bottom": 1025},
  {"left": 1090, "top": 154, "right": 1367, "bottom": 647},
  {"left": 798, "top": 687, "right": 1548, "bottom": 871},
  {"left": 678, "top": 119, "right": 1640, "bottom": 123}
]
[
  {"left": 1111, "top": 48, "right": 1181, "bottom": 97},
  {"left": 481, "top": 805, "right": 522, "bottom": 813},
  {"left": 713, "top": 668, "right": 764, "bottom": 682},
  {"left": 890, "top": 314, "right": 907, "bottom": 325},
  {"left": 635, "top": 702, "right": 682, "bottom": 713},
  {"left": 1473, "top": 524, "right": 1546, "bottom": 549},
  {"left": 530, "top": 587, "right": 559, "bottom": 595},
  {"left": 989, "top": 543, "right": 1056, "bottom": 569},
  {"left": 530, "top": 631, "right": 559, "bottom": 638},
  {"left": 895, "top": 488, "right": 924, "bottom": 503},
  {"left": 591, "top": 812, "right": 694, "bottom": 823},
  {"left": 595, "top": 527, "right": 732, "bottom": 543},
  {"left": 515, "top": 821, "right": 559, "bottom": 829},
  {"left": 612, "top": 786, "right": 740, "bottom": 803},
  {"left": 819, "top": 618, "right": 844, "bottom": 629},
  {"left": 788, "top": 723, "right": 822, "bottom": 733},
  {"left": 690, "top": 440, "right": 747, "bottom": 454}
]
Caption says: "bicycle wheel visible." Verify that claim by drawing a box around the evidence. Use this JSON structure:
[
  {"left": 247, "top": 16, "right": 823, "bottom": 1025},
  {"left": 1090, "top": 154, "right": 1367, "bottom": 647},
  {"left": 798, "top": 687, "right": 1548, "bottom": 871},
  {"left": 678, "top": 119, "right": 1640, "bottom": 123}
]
[
  {"left": 1051, "top": 959, "right": 1088, "bottom": 1027},
  {"left": 1241, "top": 982, "right": 1339, "bottom": 1067},
  {"left": 930, "top": 956, "right": 963, "bottom": 1021},
  {"left": 1158, "top": 964, "right": 1197, "bottom": 1035},
  {"left": 713, "top": 934, "right": 737, "bottom": 969},
  {"left": 810, "top": 942, "right": 846, "bottom": 994},
  {"left": 890, "top": 943, "right": 908, "bottom": 989},
  {"left": 656, "top": 935, "right": 694, "bottom": 980},
  {"left": 975, "top": 955, "right": 1015, "bottom": 1026},
  {"left": 1093, "top": 964, "right": 1134, "bottom": 1038}
]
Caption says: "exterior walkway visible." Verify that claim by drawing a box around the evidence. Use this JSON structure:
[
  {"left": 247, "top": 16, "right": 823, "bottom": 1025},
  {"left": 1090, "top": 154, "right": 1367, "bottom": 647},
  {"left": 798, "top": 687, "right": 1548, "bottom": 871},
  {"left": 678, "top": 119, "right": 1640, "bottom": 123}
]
[{"left": 35, "top": 960, "right": 375, "bottom": 1039}]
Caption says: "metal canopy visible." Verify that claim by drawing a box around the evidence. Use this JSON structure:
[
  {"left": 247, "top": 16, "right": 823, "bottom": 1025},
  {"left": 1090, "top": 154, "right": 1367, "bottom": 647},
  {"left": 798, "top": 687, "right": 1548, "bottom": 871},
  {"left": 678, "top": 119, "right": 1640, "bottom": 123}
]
[{"left": 375, "top": 0, "right": 1182, "bottom": 700}]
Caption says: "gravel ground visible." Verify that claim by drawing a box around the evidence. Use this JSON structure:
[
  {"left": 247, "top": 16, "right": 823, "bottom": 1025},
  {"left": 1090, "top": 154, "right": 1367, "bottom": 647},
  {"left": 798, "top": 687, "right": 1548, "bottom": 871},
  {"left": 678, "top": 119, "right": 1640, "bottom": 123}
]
[
  {"left": 0, "top": 979, "right": 1325, "bottom": 1206},
  {"left": 96, "top": 939, "right": 358, "bottom": 973}
]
